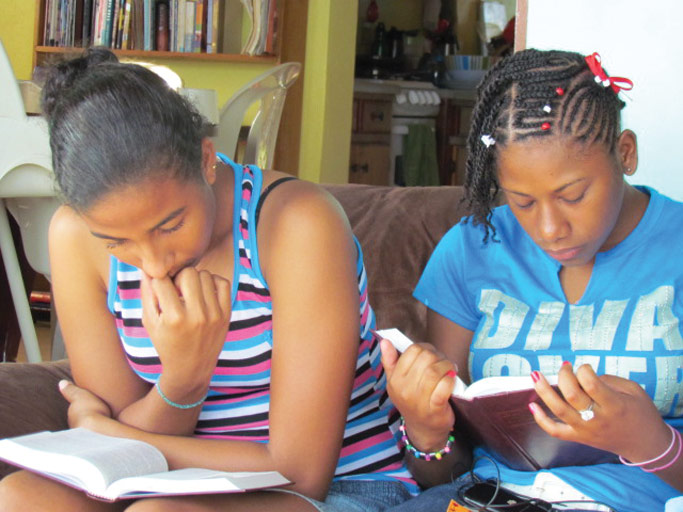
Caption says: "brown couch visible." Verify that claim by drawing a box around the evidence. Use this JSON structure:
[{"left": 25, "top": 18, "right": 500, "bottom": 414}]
[{"left": 0, "top": 184, "right": 471, "bottom": 478}]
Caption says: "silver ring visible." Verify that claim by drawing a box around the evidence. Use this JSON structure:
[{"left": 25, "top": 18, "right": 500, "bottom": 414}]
[{"left": 578, "top": 401, "right": 595, "bottom": 421}]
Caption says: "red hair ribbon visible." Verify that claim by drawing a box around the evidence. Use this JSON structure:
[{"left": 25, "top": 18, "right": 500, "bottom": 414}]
[{"left": 585, "top": 52, "right": 633, "bottom": 93}]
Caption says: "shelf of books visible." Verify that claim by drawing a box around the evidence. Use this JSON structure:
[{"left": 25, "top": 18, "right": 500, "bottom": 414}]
[{"left": 34, "top": 0, "right": 282, "bottom": 65}]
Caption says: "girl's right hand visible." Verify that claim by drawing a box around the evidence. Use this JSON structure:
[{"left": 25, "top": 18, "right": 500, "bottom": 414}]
[
  {"left": 141, "top": 268, "right": 231, "bottom": 393},
  {"left": 380, "top": 339, "right": 456, "bottom": 452}
]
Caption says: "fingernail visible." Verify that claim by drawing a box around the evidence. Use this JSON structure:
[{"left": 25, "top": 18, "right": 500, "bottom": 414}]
[
  {"left": 530, "top": 371, "right": 541, "bottom": 383},
  {"left": 446, "top": 370, "right": 456, "bottom": 379},
  {"left": 528, "top": 402, "right": 539, "bottom": 414},
  {"left": 562, "top": 361, "right": 572, "bottom": 367},
  {"left": 58, "top": 380, "right": 68, "bottom": 391}
]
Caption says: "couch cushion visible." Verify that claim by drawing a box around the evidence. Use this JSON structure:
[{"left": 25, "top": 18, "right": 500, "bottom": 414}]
[
  {"left": 0, "top": 360, "right": 71, "bottom": 477},
  {"left": 323, "top": 184, "right": 470, "bottom": 342}
]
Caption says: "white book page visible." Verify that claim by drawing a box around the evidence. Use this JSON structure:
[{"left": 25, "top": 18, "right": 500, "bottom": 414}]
[
  {"left": 376, "top": 328, "right": 558, "bottom": 399},
  {"left": 0, "top": 429, "right": 167, "bottom": 494},
  {"left": 106, "top": 468, "right": 291, "bottom": 499}
]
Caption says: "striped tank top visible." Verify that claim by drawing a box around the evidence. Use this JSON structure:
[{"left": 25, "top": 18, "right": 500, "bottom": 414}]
[{"left": 107, "top": 156, "right": 417, "bottom": 490}]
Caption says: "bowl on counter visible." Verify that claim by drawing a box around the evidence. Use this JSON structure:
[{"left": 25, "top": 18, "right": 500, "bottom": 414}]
[{"left": 444, "top": 69, "right": 487, "bottom": 91}]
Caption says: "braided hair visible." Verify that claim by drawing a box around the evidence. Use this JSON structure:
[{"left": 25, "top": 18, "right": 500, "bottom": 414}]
[{"left": 464, "top": 49, "right": 627, "bottom": 241}]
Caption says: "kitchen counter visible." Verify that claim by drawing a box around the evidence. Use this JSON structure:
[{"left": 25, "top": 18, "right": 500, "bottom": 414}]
[{"left": 354, "top": 78, "right": 477, "bottom": 102}]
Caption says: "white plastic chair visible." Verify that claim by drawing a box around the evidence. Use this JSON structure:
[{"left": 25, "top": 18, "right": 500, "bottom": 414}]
[
  {"left": 0, "top": 40, "right": 62, "bottom": 362},
  {"left": 211, "top": 62, "right": 301, "bottom": 169}
]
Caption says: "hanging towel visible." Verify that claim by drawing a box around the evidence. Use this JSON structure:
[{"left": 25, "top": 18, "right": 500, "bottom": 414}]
[{"left": 403, "top": 124, "right": 440, "bottom": 186}]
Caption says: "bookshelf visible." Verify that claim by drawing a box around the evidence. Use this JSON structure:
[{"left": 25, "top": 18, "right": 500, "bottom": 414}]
[
  {"left": 30, "top": 0, "right": 307, "bottom": 176},
  {"left": 32, "top": 0, "right": 284, "bottom": 68}
]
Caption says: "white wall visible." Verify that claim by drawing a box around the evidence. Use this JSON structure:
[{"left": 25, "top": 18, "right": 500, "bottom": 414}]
[{"left": 525, "top": 0, "right": 683, "bottom": 200}]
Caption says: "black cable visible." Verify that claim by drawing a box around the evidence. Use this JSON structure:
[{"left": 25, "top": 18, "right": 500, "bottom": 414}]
[{"left": 456, "top": 455, "right": 617, "bottom": 512}]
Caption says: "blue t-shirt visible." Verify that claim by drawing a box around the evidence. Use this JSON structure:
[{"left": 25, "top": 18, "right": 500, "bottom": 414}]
[{"left": 414, "top": 186, "right": 683, "bottom": 511}]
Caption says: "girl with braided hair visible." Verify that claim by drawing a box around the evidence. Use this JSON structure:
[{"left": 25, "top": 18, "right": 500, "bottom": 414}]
[{"left": 380, "top": 49, "right": 683, "bottom": 511}]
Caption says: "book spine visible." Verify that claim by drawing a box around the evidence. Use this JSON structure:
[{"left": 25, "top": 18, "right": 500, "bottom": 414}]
[
  {"left": 82, "top": 0, "right": 93, "bottom": 46},
  {"left": 50, "top": 0, "right": 60, "bottom": 45},
  {"left": 176, "top": 0, "right": 185, "bottom": 52},
  {"left": 142, "top": 0, "right": 151, "bottom": 50},
  {"left": 264, "top": 0, "right": 276, "bottom": 55},
  {"left": 56, "top": 0, "right": 64, "bottom": 46},
  {"left": 132, "top": 0, "right": 144, "bottom": 49},
  {"left": 103, "top": 0, "right": 114, "bottom": 47},
  {"left": 193, "top": 0, "right": 203, "bottom": 53},
  {"left": 110, "top": 0, "right": 120, "bottom": 47},
  {"left": 168, "top": 0, "right": 175, "bottom": 51},
  {"left": 121, "top": 0, "right": 132, "bottom": 48},
  {"left": 205, "top": 0, "right": 212, "bottom": 53},
  {"left": 156, "top": 1, "right": 169, "bottom": 51},
  {"left": 117, "top": 0, "right": 127, "bottom": 48},
  {"left": 183, "top": 0, "right": 195, "bottom": 52},
  {"left": 98, "top": 0, "right": 108, "bottom": 46}
]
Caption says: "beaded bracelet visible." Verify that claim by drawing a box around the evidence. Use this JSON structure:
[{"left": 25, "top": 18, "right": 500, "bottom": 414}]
[
  {"left": 154, "top": 381, "right": 206, "bottom": 409},
  {"left": 399, "top": 416, "right": 455, "bottom": 461},
  {"left": 619, "top": 424, "right": 677, "bottom": 468}
]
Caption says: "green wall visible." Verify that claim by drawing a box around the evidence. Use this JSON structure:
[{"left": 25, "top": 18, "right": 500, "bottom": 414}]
[
  {"left": 299, "top": 1, "right": 357, "bottom": 183},
  {"left": 0, "top": 2, "right": 37, "bottom": 81},
  {"left": 0, "top": 1, "right": 357, "bottom": 185}
]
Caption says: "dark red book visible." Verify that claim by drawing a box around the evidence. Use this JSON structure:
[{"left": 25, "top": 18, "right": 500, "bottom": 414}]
[{"left": 377, "top": 328, "right": 618, "bottom": 471}]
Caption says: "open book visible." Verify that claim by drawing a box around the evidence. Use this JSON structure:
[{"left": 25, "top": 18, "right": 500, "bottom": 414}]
[
  {"left": 0, "top": 429, "right": 291, "bottom": 502},
  {"left": 377, "top": 328, "right": 618, "bottom": 471}
]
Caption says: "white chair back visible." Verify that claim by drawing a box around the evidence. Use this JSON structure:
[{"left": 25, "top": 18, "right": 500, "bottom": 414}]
[
  {"left": 0, "top": 39, "right": 61, "bottom": 362},
  {"left": 212, "top": 62, "right": 301, "bottom": 169},
  {"left": 0, "top": 42, "right": 27, "bottom": 122}
]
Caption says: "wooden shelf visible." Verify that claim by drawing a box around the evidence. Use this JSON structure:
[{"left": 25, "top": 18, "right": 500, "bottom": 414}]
[
  {"left": 31, "top": 0, "right": 308, "bottom": 176},
  {"left": 34, "top": 46, "right": 279, "bottom": 64}
]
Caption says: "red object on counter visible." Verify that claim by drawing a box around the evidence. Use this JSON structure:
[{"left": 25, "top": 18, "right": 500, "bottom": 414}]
[{"left": 366, "top": 0, "right": 379, "bottom": 22}]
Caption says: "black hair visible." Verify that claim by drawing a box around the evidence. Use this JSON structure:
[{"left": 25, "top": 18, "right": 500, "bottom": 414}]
[
  {"left": 464, "top": 48, "right": 627, "bottom": 241},
  {"left": 41, "top": 47, "right": 206, "bottom": 211}
]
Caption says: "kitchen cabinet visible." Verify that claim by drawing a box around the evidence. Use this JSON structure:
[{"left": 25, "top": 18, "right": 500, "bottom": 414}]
[
  {"left": 436, "top": 90, "right": 476, "bottom": 186},
  {"left": 349, "top": 92, "right": 393, "bottom": 186}
]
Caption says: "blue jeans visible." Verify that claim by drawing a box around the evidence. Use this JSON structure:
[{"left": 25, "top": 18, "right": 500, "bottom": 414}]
[
  {"left": 271, "top": 479, "right": 413, "bottom": 512},
  {"left": 384, "top": 474, "right": 614, "bottom": 512},
  {"left": 385, "top": 474, "right": 475, "bottom": 512}
]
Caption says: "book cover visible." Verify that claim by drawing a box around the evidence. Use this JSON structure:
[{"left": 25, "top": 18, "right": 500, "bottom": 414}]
[
  {"left": 0, "top": 429, "right": 292, "bottom": 502},
  {"left": 376, "top": 328, "right": 618, "bottom": 471}
]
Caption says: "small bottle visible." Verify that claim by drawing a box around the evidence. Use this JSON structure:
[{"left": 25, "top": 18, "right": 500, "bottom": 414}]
[{"left": 371, "top": 22, "right": 386, "bottom": 59}]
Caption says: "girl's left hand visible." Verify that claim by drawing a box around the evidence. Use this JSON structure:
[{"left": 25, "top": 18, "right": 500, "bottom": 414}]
[
  {"left": 530, "top": 363, "right": 671, "bottom": 463},
  {"left": 58, "top": 380, "right": 112, "bottom": 431}
]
